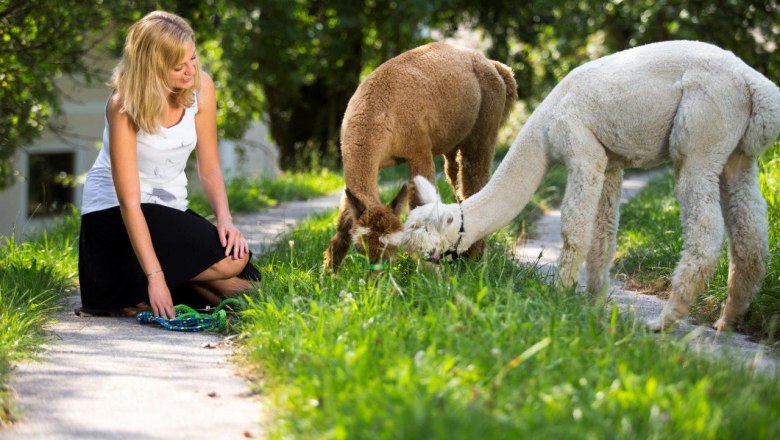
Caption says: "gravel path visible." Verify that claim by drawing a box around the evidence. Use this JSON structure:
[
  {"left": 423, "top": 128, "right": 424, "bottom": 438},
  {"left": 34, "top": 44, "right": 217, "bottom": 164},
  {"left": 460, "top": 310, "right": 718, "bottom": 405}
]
[
  {"left": 514, "top": 169, "right": 778, "bottom": 376},
  {"left": 0, "top": 194, "right": 341, "bottom": 440}
]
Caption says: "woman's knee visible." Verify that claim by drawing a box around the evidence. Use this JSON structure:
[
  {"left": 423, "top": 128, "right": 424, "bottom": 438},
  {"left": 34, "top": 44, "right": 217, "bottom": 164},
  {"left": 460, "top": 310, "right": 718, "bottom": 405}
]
[{"left": 205, "top": 254, "right": 250, "bottom": 280}]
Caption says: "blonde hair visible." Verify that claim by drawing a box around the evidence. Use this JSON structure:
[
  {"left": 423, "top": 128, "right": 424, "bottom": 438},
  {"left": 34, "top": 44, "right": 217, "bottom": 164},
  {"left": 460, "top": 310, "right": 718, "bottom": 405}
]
[{"left": 109, "top": 10, "right": 201, "bottom": 134}]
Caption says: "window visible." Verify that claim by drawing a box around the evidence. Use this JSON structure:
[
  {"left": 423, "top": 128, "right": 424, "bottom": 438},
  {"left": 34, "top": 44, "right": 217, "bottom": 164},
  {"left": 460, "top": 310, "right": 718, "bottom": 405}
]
[{"left": 27, "top": 152, "right": 75, "bottom": 217}]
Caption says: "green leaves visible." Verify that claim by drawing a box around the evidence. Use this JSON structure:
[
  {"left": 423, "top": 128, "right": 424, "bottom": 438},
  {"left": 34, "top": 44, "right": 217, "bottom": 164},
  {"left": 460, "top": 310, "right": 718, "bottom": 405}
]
[
  {"left": 1, "top": 1, "right": 105, "bottom": 188},
  {"left": 0, "top": 0, "right": 183, "bottom": 189},
  {"left": 2, "top": 0, "right": 776, "bottom": 182}
]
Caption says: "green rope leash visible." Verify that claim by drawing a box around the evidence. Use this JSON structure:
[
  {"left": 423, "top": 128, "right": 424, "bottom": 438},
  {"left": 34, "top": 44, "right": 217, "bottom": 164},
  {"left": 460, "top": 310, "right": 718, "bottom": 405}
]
[
  {"left": 358, "top": 255, "right": 388, "bottom": 271},
  {"left": 137, "top": 297, "right": 241, "bottom": 332}
]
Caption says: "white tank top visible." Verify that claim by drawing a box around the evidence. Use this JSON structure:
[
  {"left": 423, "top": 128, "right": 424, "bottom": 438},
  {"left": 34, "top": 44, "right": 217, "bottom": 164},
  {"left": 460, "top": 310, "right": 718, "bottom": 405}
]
[{"left": 81, "top": 96, "right": 198, "bottom": 214}]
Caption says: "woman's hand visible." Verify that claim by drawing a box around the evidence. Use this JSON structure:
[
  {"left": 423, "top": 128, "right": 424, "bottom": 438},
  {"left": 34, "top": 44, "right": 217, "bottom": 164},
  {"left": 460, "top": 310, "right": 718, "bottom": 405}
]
[
  {"left": 217, "top": 220, "right": 249, "bottom": 260},
  {"left": 147, "top": 274, "right": 175, "bottom": 319}
]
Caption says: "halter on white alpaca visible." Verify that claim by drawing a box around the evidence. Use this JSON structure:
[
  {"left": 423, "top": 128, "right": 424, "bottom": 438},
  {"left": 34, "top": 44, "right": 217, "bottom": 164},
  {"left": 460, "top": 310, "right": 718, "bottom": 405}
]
[{"left": 403, "top": 40, "right": 780, "bottom": 332}]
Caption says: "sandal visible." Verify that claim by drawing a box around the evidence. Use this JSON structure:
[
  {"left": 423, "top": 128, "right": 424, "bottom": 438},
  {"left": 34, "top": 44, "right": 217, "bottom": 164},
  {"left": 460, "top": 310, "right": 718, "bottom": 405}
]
[
  {"left": 74, "top": 307, "right": 111, "bottom": 317},
  {"left": 75, "top": 302, "right": 151, "bottom": 318}
]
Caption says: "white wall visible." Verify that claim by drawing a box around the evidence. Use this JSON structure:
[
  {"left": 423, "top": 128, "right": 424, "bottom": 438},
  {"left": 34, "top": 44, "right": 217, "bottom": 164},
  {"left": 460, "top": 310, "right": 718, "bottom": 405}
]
[
  {"left": 0, "top": 75, "right": 104, "bottom": 240},
  {"left": 219, "top": 121, "right": 280, "bottom": 180}
]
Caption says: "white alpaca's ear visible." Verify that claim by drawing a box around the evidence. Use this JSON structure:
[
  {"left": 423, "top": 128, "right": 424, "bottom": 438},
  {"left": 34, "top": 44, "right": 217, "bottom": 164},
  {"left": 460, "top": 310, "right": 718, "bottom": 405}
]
[{"left": 413, "top": 176, "right": 440, "bottom": 205}]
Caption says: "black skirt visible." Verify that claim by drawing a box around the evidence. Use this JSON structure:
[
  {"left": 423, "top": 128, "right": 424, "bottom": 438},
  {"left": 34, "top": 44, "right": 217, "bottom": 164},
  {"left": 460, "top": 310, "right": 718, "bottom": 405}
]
[{"left": 78, "top": 203, "right": 261, "bottom": 312}]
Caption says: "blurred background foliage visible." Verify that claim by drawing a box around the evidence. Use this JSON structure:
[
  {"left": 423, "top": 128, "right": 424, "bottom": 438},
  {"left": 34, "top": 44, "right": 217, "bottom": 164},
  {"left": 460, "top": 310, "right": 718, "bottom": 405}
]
[{"left": 1, "top": 0, "right": 777, "bottom": 182}]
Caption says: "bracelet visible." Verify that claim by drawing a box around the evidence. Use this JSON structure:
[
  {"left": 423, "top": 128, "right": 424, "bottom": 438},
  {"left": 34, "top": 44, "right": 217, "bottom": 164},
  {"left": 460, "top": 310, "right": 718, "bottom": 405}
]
[{"left": 146, "top": 269, "right": 163, "bottom": 278}]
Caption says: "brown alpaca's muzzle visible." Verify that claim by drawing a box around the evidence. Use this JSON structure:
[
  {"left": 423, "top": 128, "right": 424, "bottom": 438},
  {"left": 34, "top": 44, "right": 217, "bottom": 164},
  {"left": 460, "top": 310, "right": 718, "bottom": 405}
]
[{"left": 352, "top": 222, "right": 403, "bottom": 271}]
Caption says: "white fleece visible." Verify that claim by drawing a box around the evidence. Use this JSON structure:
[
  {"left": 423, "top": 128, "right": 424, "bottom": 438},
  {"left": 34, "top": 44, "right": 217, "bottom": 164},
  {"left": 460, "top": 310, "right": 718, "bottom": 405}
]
[{"left": 405, "top": 40, "right": 780, "bottom": 331}]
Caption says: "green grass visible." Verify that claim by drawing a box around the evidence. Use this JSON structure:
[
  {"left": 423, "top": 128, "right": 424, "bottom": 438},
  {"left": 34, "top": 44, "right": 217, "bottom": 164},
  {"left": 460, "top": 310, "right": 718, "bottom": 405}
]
[
  {"left": 188, "top": 168, "right": 344, "bottom": 216},
  {"left": 615, "top": 141, "right": 780, "bottom": 338},
  {"left": 0, "top": 211, "right": 80, "bottom": 426},
  {"left": 240, "top": 210, "right": 780, "bottom": 439},
  {"left": 5, "top": 144, "right": 780, "bottom": 438}
]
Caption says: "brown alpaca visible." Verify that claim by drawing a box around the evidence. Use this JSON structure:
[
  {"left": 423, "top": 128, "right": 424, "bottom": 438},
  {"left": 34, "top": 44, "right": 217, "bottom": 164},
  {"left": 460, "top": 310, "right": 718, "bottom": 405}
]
[{"left": 323, "top": 42, "right": 517, "bottom": 271}]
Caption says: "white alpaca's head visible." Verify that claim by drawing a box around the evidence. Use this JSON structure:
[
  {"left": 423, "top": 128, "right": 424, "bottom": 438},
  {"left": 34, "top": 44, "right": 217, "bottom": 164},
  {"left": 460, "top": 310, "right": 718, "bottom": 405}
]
[{"left": 403, "top": 176, "right": 464, "bottom": 262}]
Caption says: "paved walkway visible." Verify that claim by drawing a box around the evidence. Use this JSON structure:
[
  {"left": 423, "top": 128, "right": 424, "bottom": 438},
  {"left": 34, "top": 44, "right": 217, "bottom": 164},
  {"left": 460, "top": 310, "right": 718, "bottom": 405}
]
[
  {"left": 514, "top": 169, "right": 779, "bottom": 376},
  {"left": 0, "top": 194, "right": 341, "bottom": 440},
  {"left": 234, "top": 193, "right": 342, "bottom": 253}
]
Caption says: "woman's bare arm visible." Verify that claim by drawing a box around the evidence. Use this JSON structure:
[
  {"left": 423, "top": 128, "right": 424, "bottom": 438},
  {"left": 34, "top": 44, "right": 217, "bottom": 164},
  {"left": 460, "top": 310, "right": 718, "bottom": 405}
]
[
  {"left": 108, "top": 94, "right": 175, "bottom": 319},
  {"left": 194, "top": 72, "right": 248, "bottom": 260}
]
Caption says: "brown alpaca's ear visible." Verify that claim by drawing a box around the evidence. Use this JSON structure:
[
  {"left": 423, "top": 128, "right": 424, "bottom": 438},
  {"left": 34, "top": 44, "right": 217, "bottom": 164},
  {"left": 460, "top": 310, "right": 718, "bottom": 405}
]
[
  {"left": 388, "top": 184, "right": 409, "bottom": 216},
  {"left": 345, "top": 188, "right": 366, "bottom": 219}
]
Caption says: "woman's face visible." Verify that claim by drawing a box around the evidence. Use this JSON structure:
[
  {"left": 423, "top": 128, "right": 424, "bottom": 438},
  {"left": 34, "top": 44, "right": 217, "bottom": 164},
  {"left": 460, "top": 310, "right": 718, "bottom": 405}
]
[{"left": 168, "top": 40, "right": 197, "bottom": 91}]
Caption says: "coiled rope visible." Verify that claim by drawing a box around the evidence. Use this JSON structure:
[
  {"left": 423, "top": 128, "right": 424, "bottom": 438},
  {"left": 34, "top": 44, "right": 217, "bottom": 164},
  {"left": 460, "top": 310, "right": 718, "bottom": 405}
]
[{"left": 137, "top": 298, "right": 240, "bottom": 332}]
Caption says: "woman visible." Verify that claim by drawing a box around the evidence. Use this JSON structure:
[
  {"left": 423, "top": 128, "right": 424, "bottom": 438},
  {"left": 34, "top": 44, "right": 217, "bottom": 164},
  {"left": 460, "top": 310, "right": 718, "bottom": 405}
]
[{"left": 78, "top": 10, "right": 260, "bottom": 319}]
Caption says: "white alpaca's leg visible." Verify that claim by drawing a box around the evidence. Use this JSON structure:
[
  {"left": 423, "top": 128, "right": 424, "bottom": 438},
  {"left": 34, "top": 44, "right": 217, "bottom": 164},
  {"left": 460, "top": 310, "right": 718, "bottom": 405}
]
[
  {"left": 554, "top": 124, "right": 608, "bottom": 290},
  {"left": 586, "top": 168, "right": 623, "bottom": 296},
  {"left": 648, "top": 72, "right": 746, "bottom": 331},
  {"left": 650, "top": 168, "right": 725, "bottom": 330},
  {"left": 713, "top": 153, "right": 768, "bottom": 331}
]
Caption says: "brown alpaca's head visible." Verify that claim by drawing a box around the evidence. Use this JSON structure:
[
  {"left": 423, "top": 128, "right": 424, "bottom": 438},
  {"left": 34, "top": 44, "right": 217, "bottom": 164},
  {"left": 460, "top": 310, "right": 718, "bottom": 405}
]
[{"left": 346, "top": 185, "right": 408, "bottom": 270}]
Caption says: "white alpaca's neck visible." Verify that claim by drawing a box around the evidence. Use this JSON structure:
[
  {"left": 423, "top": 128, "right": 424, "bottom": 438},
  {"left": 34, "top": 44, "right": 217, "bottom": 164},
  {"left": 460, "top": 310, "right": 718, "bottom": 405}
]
[{"left": 459, "top": 120, "right": 550, "bottom": 250}]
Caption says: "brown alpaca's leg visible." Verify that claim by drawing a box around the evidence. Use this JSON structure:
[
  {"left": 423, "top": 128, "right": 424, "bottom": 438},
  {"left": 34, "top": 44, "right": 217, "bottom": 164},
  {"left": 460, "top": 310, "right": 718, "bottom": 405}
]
[
  {"left": 443, "top": 149, "right": 462, "bottom": 203},
  {"left": 323, "top": 192, "right": 354, "bottom": 271},
  {"left": 458, "top": 137, "right": 492, "bottom": 259},
  {"left": 407, "top": 149, "right": 436, "bottom": 209},
  {"left": 714, "top": 153, "right": 768, "bottom": 331}
]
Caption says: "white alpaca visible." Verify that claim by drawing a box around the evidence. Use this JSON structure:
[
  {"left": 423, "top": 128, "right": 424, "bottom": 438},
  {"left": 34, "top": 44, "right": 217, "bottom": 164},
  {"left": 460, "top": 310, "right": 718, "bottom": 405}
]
[{"left": 403, "top": 40, "right": 780, "bottom": 331}]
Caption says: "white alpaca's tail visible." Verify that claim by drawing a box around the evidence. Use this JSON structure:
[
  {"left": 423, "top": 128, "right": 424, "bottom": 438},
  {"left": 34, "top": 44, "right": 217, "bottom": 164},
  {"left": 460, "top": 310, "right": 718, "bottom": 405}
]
[{"left": 740, "top": 70, "right": 780, "bottom": 156}]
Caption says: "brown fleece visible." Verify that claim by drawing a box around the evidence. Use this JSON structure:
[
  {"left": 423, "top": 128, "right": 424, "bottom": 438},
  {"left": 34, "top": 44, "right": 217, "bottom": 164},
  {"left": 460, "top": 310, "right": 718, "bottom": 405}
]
[{"left": 324, "top": 42, "right": 517, "bottom": 271}]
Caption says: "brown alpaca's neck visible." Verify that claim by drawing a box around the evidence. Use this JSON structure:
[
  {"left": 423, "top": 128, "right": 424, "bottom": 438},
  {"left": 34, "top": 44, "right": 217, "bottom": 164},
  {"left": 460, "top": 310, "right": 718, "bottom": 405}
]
[{"left": 342, "top": 151, "right": 382, "bottom": 205}]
